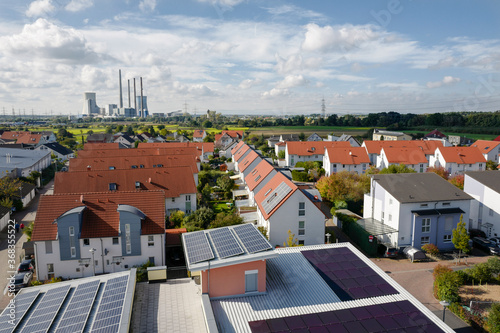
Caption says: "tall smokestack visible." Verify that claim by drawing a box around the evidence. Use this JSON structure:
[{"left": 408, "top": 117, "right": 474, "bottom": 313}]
[
  {"left": 127, "top": 79, "right": 131, "bottom": 108},
  {"left": 133, "top": 78, "right": 137, "bottom": 116},
  {"left": 140, "top": 77, "right": 144, "bottom": 118},
  {"left": 119, "top": 69, "right": 123, "bottom": 108}
]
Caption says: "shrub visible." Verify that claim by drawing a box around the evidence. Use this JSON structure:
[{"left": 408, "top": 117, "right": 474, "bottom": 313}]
[
  {"left": 488, "top": 303, "right": 500, "bottom": 333},
  {"left": 486, "top": 257, "right": 500, "bottom": 275},
  {"left": 31, "top": 280, "right": 43, "bottom": 286},
  {"left": 433, "top": 264, "right": 452, "bottom": 279},
  {"left": 465, "top": 263, "right": 493, "bottom": 283},
  {"left": 433, "top": 271, "right": 461, "bottom": 303},
  {"left": 421, "top": 243, "right": 439, "bottom": 256},
  {"left": 135, "top": 260, "right": 155, "bottom": 282},
  {"left": 454, "top": 270, "right": 470, "bottom": 284}
]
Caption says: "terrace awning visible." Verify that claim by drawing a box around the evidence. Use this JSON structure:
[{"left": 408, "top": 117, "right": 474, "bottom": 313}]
[{"left": 356, "top": 218, "right": 398, "bottom": 236}]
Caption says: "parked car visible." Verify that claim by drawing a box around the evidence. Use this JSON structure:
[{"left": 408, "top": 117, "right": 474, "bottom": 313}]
[
  {"left": 382, "top": 245, "right": 399, "bottom": 258},
  {"left": 469, "top": 229, "right": 487, "bottom": 238},
  {"left": 487, "top": 237, "right": 500, "bottom": 246},
  {"left": 13, "top": 272, "right": 33, "bottom": 292},
  {"left": 471, "top": 237, "right": 500, "bottom": 255},
  {"left": 17, "top": 259, "right": 34, "bottom": 274}
]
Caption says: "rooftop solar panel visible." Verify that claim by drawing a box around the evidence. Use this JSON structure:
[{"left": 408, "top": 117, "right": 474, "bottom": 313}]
[
  {"left": 0, "top": 290, "right": 39, "bottom": 333},
  {"left": 233, "top": 223, "right": 272, "bottom": 253},
  {"left": 90, "top": 275, "right": 129, "bottom": 333},
  {"left": 208, "top": 228, "right": 244, "bottom": 259},
  {"left": 55, "top": 280, "right": 100, "bottom": 333},
  {"left": 248, "top": 300, "right": 446, "bottom": 333},
  {"left": 261, "top": 181, "right": 292, "bottom": 215},
  {"left": 19, "top": 285, "right": 70, "bottom": 333},
  {"left": 183, "top": 231, "right": 215, "bottom": 264},
  {"left": 302, "top": 248, "right": 399, "bottom": 301}
]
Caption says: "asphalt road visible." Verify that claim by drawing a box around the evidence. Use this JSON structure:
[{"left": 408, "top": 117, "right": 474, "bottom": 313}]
[{"left": 0, "top": 180, "right": 54, "bottom": 312}]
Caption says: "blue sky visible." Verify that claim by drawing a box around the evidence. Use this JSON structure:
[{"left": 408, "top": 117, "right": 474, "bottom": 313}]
[{"left": 0, "top": 0, "right": 499, "bottom": 116}]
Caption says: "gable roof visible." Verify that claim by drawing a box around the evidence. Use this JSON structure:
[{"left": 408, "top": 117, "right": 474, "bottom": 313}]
[
  {"left": 381, "top": 147, "right": 428, "bottom": 164},
  {"left": 55, "top": 166, "right": 196, "bottom": 197},
  {"left": 197, "top": 142, "right": 214, "bottom": 153},
  {"left": 238, "top": 150, "right": 259, "bottom": 172},
  {"left": 77, "top": 146, "right": 198, "bottom": 159},
  {"left": 193, "top": 130, "right": 206, "bottom": 138},
  {"left": 16, "top": 133, "right": 42, "bottom": 145},
  {"left": 254, "top": 172, "right": 298, "bottom": 220},
  {"left": 437, "top": 146, "right": 486, "bottom": 164},
  {"left": 465, "top": 171, "right": 500, "bottom": 194},
  {"left": 280, "top": 134, "right": 299, "bottom": 141},
  {"left": 86, "top": 133, "right": 114, "bottom": 143},
  {"left": 222, "top": 130, "right": 243, "bottom": 139},
  {"left": 362, "top": 140, "right": 442, "bottom": 155},
  {"left": 0, "top": 131, "right": 30, "bottom": 140},
  {"left": 32, "top": 191, "right": 165, "bottom": 241},
  {"left": 83, "top": 143, "right": 123, "bottom": 150},
  {"left": 40, "top": 142, "right": 73, "bottom": 156},
  {"left": 471, "top": 140, "right": 500, "bottom": 154},
  {"left": 372, "top": 173, "right": 472, "bottom": 203},
  {"left": 244, "top": 160, "right": 275, "bottom": 191},
  {"left": 286, "top": 141, "right": 351, "bottom": 156},
  {"left": 495, "top": 135, "right": 500, "bottom": 142},
  {"left": 234, "top": 144, "right": 250, "bottom": 162},
  {"left": 424, "top": 129, "right": 446, "bottom": 138},
  {"left": 325, "top": 147, "right": 370, "bottom": 165},
  {"left": 114, "top": 134, "right": 135, "bottom": 144},
  {"left": 231, "top": 141, "right": 246, "bottom": 154}
]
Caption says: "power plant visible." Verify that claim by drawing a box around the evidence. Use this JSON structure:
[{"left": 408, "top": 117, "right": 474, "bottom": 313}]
[{"left": 82, "top": 69, "right": 148, "bottom": 118}]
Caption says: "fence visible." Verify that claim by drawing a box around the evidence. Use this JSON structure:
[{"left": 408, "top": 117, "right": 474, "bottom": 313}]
[{"left": 338, "top": 213, "right": 379, "bottom": 257}]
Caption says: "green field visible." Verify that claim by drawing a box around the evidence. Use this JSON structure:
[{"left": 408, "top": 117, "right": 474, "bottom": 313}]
[
  {"left": 400, "top": 130, "right": 497, "bottom": 141},
  {"left": 246, "top": 126, "right": 371, "bottom": 138}
]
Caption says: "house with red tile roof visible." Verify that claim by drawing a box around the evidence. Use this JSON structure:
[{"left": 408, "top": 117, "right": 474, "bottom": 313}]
[
  {"left": 215, "top": 130, "right": 243, "bottom": 148},
  {"left": 32, "top": 191, "right": 166, "bottom": 280},
  {"left": 377, "top": 147, "right": 428, "bottom": 172},
  {"left": 236, "top": 150, "right": 260, "bottom": 174},
  {"left": 323, "top": 147, "right": 370, "bottom": 176},
  {"left": 274, "top": 141, "right": 286, "bottom": 157},
  {"left": 78, "top": 146, "right": 199, "bottom": 159},
  {"left": 244, "top": 160, "right": 277, "bottom": 205},
  {"left": 430, "top": 146, "right": 486, "bottom": 175},
  {"left": 424, "top": 129, "right": 446, "bottom": 139},
  {"left": 54, "top": 167, "right": 197, "bottom": 215},
  {"left": 192, "top": 129, "right": 207, "bottom": 142},
  {"left": 285, "top": 141, "right": 351, "bottom": 167},
  {"left": 470, "top": 140, "right": 500, "bottom": 163},
  {"left": 362, "top": 140, "right": 443, "bottom": 165},
  {"left": 494, "top": 135, "right": 500, "bottom": 142},
  {"left": 1, "top": 131, "right": 55, "bottom": 147}
]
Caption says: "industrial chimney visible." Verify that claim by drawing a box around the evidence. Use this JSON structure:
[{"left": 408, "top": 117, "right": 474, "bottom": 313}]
[
  {"left": 128, "top": 79, "right": 131, "bottom": 108},
  {"left": 134, "top": 78, "right": 137, "bottom": 116},
  {"left": 140, "top": 77, "right": 144, "bottom": 118},
  {"left": 119, "top": 69, "right": 123, "bottom": 108}
]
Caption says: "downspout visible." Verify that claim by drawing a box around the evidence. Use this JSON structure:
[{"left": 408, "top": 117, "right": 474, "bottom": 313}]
[
  {"left": 207, "top": 260, "right": 210, "bottom": 296},
  {"left": 100, "top": 238, "right": 105, "bottom": 274},
  {"left": 371, "top": 176, "right": 375, "bottom": 219},
  {"left": 33, "top": 242, "right": 39, "bottom": 281},
  {"left": 161, "top": 233, "right": 165, "bottom": 266},
  {"left": 434, "top": 202, "right": 441, "bottom": 246}
]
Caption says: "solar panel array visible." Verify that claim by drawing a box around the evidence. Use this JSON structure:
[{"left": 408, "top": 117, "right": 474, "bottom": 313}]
[
  {"left": 233, "top": 223, "right": 272, "bottom": 254},
  {"left": 55, "top": 280, "right": 100, "bottom": 333},
  {"left": 91, "top": 275, "right": 129, "bottom": 333},
  {"left": 19, "top": 285, "right": 70, "bottom": 333},
  {"left": 183, "top": 231, "right": 215, "bottom": 265},
  {"left": 261, "top": 181, "right": 292, "bottom": 215},
  {"left": 0, "top": 290, "right": 39, "bottom": 333},
  {"left": 208, "top": 228, "right": 244, "bottom": 259},
  {"left": 302, "top": 248, "right": 398, "bottom": 301},
  {"left": 248, "top": 300, "right": 445, "bottom": 333}
]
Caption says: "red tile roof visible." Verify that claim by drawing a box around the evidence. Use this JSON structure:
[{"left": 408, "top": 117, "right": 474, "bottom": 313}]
[
  {"left": 32, "top": 191, "right": 165, "bottom": 241},
  {"left": 54, "top": 166, "right": 197, "bottom": 197},
  {"left": 275, "top": 142, "right": 286, "bottom": 146},
  {"left": 68, "top": 154, "right": 198, "bottom": 174},
  {"left": 16, "top": 133, "right": 42, "bottom": 144},
  {"left": 222, "top": 130, "right": 243, "bottom": 139},
  {"left": 238, "top": 150, "right": 260, "bottom": 172},
  {"left": 437, "top": 146, "right": 487, "bottom": 164},
  {"left": 381, "top": 147, "right": 428, "bottom": 165},
  {"left": 138, "top": 142, "right": 210, "bottom": 156},
  {"left": 231, "top": 141, "right": 246, "bottom": 154},
  {"left": 198, "top": 142, "right": 214, "bottom": 153},
  {"left": 362, "top": 140, "right": 442, "bottom": 155},
  {"left": 325, "top": 147, "right": 370, "bottom": 165},
  {"left": 494, "top": 135, "right": 500, "bottom": 142},
  {"left": 83, "top": 143, "right": 122, "bottom": 150},
  {"left": 244, "top": 160, "right": 275, "bottom": 191},
  {"left": 471, "top": 140, "right": 500, "bottom": 154},
  {"left": 254, "top": 172, "right": 297, "bottom": 220},
  {"left": 424, "top": 129, "right": 446, "bottom": 138},
  {"left": 77, "top": 147, "right": 199, "bottom": 158},
  {"left": 193, "top": 130, "right": 206, "bottom": 138},
  {"left": 234, "top": 145, "right": 250, "bottom": 162},
  {"left": 0, "top": 131, "right": 29, "bottom": 140},
  {"left": 286, "top": 141, "right": 351, "bottom": 156}
]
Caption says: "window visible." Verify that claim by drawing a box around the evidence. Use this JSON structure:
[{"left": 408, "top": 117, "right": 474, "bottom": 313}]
[
  {"left": 140, "top": 164, "right": 144, "bottom": 168},
  {"left": 125, "top": 224, "right": 131, "bottom": 254},
  {"left": 113, "top": 237, "right": 119, "bottom": 245},
  {"left": 106, "top": 260, "right": 110, "bottom": 265},
  {"left": 422, "top": 218, "right": 431, "bottom": 233},
  {"left": 157, "top": 164, "right": 163, "bottom": 167},
  {"left": 298, "top": 221, "right": 305, "bottom": 235},
  {"left": 45, "top": 241, "right": 52, "bottom": 254},
  {"left": 254, "top": 175, "right": 261, "bottom": 182},
  {"left": 47, "top": 263, "right": 54, "bottom": 280},
  {"left": 148, "top": 235, "right": 154, "bottom": 247},
  {"left": 389, "top": 214, "right": 392, "bottom": 222},
  {"left": 149, "top": 257, "right": 155, "bottom": 265},
  {"left": 479, "top": 163, "right": 483, "bottom": 168},
  {"left": 69, "top": 226, "right": 76, "bottom": 258},
  {"left": 443, "top": 202, "right": 450, "bottom": 206},
  {"left": 172, "top": 198, "right": 175, "bottom": 203},
  {"left": 445, "top": 216, "right": 453, "bottom": 231},
  {"left": 389, "top": 199, "right": 393, "bottom": 205},
  {"left": 135, "top": 181, "right": 141, "bottom": 189},
  {"left": 420, "top": 203, "right": 428, "bottom": 207},
  {"left": 298, "top": 240, "right": 305, "bottom": 245},
  {"left": 443, "top": 235, "right": 452, "bottom": 243},
  {"left": 109, "top": 183, "right": 117, "bottom": 191},
  {"left": 299, "top": 202, "right": 305, "bottom": 216},
  {"left": 490, "top": 209, "right": 494, "bottom": 217},
  {"left": 265, "top": 189, "right": 272, "bottom": 196},
  {"left": 83, "top": 238, "right": 90, "bottom": 246},
  {"left": 381, "top": 212, "right": 384, "bottom": 223},
  {"left": 421, "top": 236, "right": 430, "bottom": 245},
  {"left": 131, "top": 165, "right": 138, "bottom": 169},
  {"left": 186, "top": 195, "right": 191, "bottom": 202},
  {"left": 245, "top": 270, "right": 258, "bottom": 293}
]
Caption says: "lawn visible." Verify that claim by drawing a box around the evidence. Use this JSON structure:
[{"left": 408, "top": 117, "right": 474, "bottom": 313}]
[{"left": 211, "top": 201, "right": 233, "bottom": 214}]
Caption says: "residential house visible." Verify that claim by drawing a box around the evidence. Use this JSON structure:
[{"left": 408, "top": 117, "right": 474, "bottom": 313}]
[
  {"left": 0, "top": 206, "right": 11, "bottom": 232},
  {"left": 237, "top": 150, "right": 261, "bottom": 177},
  {"left": 470, "top": 140, "right": 500, "bottom": 163},
  {"left": 464, "top": 171, "right": 500, "bottom": 237},
  {"left": 195, "top": 142, "right": 214, "bottom": 161},
  {"left": 86, "top": 133, "right": 115, "bottom": 143},
  {"left": 114, "top": 134, "right": 135, "bottom": 148},
  {"left": 372, "top": 129, "right": 412, "bottom": 141},
  {"left": 285, "top": 141, "right": 351, "bottom": 167},
  {"left": 362, "top": 140, "right": 443, "bottom": 166},
  {"left": 215, "top": 130, "right": 243, "bottom": 148},
  {"left": 54, "top": 166, "right": 197, "bottom": 214},
  {"left": 192, "top": 130, "right": 207, "bottom": 142},
  {"left": 280, "top": 134, "right": 299, "bottom": 142},
  {"left": 0, "top": 148, "right": 51, "bottom": 177},
  {"left": 244, "top": 159, "right": 277, "bottom": 206},
  {"left": 36, "top": 142, "right": 74, "bottom": 161},
  {"left": 219, "top": 141, "right": 238, "bottom": 159},
  {"left": 306, "top": 133, "right": 322, "bottom": 141},
  {"left": 430, "top": 146, "right": 486, "bottom": 175},
  {"left": 327, "top": 134, "right": 361, "bottom": 147},
  {"left": 267, "top": 135, "right": 280, "bottom": 148},
  {"left": 376, "top": 147, "right": 428, "bottom": 172},
  {"left": 363, "top": 173, "right": 472, "bottom": 250},
  {"left": 233, "top": 144, "right": 252, "bottom": 170},
  {"left": 32, "top": 191, "right": 165, "bottom": 280},
  {"left": 448, "top": 135, "right": 475, "bottom": 146},
  {"left": 424, "top": 129, "right": 446, "bottom": 139},
  {"left": 323, "top": 147, "right": 370, "bottom": 176}
]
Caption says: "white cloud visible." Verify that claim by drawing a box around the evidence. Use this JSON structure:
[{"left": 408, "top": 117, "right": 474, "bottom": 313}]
[
  {"left": 139, "top": 0, "right": 157, "bottom": 12},
  {"left": 427, "top": 76, "right": 461, "bottom": 89},
  {"left": 276, "top": 74, "right": 307, "bottom": 89},
  {"left": 196, "top": 0, "right": 244, "bottom": 9},
  {"left": 262, "top": 88, "right": 289, "bottom": 98},
  {"left": 65, "top": 0, "right": 94, "bottom": 12},
  {"left": 238, "top": 78, "right": 262, "bottom": 90},
  {"left": 26, "top": 0, "right": 56, "bottom": 18},
  {"left": 172, "top": 81, "right": 217, "bottom": 96}
]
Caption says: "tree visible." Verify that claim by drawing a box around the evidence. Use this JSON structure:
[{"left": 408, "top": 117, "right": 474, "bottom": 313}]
[
  {"left": 0, "top": 177, "right": 22, "bottom": 202},
  {"left": 448, "top": 174, "right": 464, "bottom": 190},
  {"left": 182, "top": 207, "right": 215, "bottom": 231},
  {"left": 486, "top": 160, "right": 499, "bottom": 171},
  {"left": 316, "top": 171, "right": 370, "bottom": 205},
  {"left": 23, "top": 223, "right": 34, "bottom": 242},
  {"left": 283, "top": 229, "right": 299, "bottom": 247},
  {"left": 216, "top": 174, "right": 234, "bottom": 198},
  {"left": 488, "top": 303, "right": 500, "bottom": 333},
  {"left": 210, "top": 212, "right": 243, "bottom": 229},
  {"left": 379, "top": 164, "right": 416, "bottom": 174},
  {"left": 426, "top": 166, "right": 449, "bottom": 180},
  {"left": 278, "top": 150, "right": 285, "bottom": 159},
  {"left": 299, "top": 132, "right": 305, "bottom": 141},
  {"left": 168, "top": 210, "right": 185, "bottom": 228},
  {"left": 452, "top": 215, "right": 470, "bottom": 263}
]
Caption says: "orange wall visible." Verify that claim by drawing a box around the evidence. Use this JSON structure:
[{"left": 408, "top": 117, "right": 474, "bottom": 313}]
[{"left": 201, "top": 260, "right": 266, "bottom": 298}]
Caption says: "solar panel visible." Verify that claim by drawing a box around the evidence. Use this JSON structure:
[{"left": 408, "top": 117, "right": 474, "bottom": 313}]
[
  {"left": 90, "top": 275, "right": 129, "bottom": 333},
  {"left": 54, "top": 280, "right": 100, "bottom": 333},
  {"left": 261, "top": 181, "right": 292, "bottom": 215},
  {"left": 233, "top": 223, "right": 272, "bottom": 253},
  {"left": 19, "top": 285, "right": 70, "bottom": 333},
  {"left": 208, "top": 228, "right": 244, "bottom": 259},
  {"left": 183, "top": 231, "right": 215, "bottom": 264},
  {"left": 0, "top": 290, "right": 39, "bottom": 333}
]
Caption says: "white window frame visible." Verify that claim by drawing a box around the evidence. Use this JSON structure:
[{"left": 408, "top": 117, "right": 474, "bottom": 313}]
[
  {"left": 47, "top": 263, "right": 54, "bottom": 280},
  {"left": 298, "top": 221, "right": 305, "bottom": 236},
  {"left": 443, "top": 235, "right": 452, "bottom": 243},
  {"left": 148, "top": 235, "right": 154, "bottom": 247},
  {"left": 422, "top": 218, "right": 431, "bottom": 233},
  {"left": 421, "top": 236, "right": 430, "bottom": 245},
  {"left": 186, "top": 195, "right": 191, "bottom": 202},
  {"left": 245, "top": 270, "right": 258, "bottom": 293},
  {"left": 69, "top": 226, "right": 76, "bottom": 258}
]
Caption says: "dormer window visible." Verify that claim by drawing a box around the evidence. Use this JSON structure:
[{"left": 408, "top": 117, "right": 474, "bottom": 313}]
[
  {"left": 135, "top": 181, "right": 141, "bottom": 189},
  {"left": 109, "top": 166, "right": 115, "bottom": 170},
  {"left": 131, "top": 165, "right": 138, "bottom": 169},
  {"left": 109, "top": 183, "right": 117, "bottom": 191},
  {"left": 140, "top": 164, "right": 144, "bottom": 168}
]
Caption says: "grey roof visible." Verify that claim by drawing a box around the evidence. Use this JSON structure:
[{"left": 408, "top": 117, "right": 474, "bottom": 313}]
[
  {"left": 40, "top": 142, "right": 73, "bottom": 156},
  {"left": 465, "top": 171, "right": 500, "bottom": 193},
  {"left": 373, "top": 129, "right": 407, "bottom": 137},
  {"left": 86, "top": 133, "right": 114, "bottom": 142},
  {"left": 0, "top": 148, "right": 50, "bottom": 169},
  {"left": 18, "top": 181, "right": 36, "bottom": 198},
  {"left": 372, "top": 173, "right": 472, "bottom": 203},
  {"left": 0, "top": 143, "right": 34, "bottom": 150}
]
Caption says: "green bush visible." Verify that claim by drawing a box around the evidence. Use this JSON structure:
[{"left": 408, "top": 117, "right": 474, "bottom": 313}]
[
  {"left": 488, "top": 303, "right": 500, "bottom": 333},
  {"left": 433, "top": 270, "right": 461, "bottom": 303},
  {"left": 465, "top": 263, "right": 493, "bottom": 283},
  {"left": 135, "top": 260, "right": 155, "bottom": 282},
  {"left": 291, "top": 170, "right": 309, "bottom": 182},
  {"left": 433, "top": 264, "right": 452, "bottom": 279},
  {"left": 455, "top": 269, "right": 470, "bottom": 284},
  {"left": 486, "top": 257, "right": 500, "bottom": 275},
  {"left": 421, "top": 243, "right": 439, "bottom": 255}
]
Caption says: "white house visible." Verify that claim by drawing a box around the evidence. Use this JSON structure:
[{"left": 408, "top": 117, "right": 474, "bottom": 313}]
[
  {"left": 430, "top": 146, "right": 486, "bottom": 175},
  {"left": 307, "top": 133, "right": 323, "bottom": 141},
  {"left": 372, "top": 129, "right": 412, "bottom": 141},
  {"left": 363, "top": 173, "right": 472, "bottom": 250},
  {"left": 464, "top": 171, "right": 500, "bottom": 238},
  {"left": 192, "top": 130, "right": 207, "bottom": 142},
  {"left": 376, "top": 147, "right": 428, "bottom": 172},
  {"left": 0, "top": 148, "right": 51, "bottom": 178},
  {"left": 36, "top": 142, "right": 74, "bottom": 161},
  {"left": 285, "top": 141, "right": 351, "bottom": 167},
  {"left": 32, "top": 191, "right": 166, "bottom": 280},
  {"left": 323, "top": 147, "right": 370, "bottom": 176},
  {"left": 470, "top": 140, "right": 500, "bottom": 163}
]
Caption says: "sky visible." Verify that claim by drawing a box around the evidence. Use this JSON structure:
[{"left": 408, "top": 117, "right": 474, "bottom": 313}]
[{"left": 0, "top": 0, "right": 500, "bottom": 117}]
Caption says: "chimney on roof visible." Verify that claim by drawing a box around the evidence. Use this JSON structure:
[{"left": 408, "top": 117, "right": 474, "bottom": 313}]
[
  {"left": 148, "top": 177, "right": 152, "bottom": 183},
  {"left": 80, "top": 195, "right": 84, "bottom": 203},
  {"left": 87, "top": 165, "right": 91, "bottom": 171}
]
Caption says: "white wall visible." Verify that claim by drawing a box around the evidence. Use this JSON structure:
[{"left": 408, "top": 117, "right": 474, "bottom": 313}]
[
  {"left": 464, "top": 175, "right": 500, "bottom": 237},
  {"left": 165, "top": 193, "right": 197, "bottom": 215}
]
